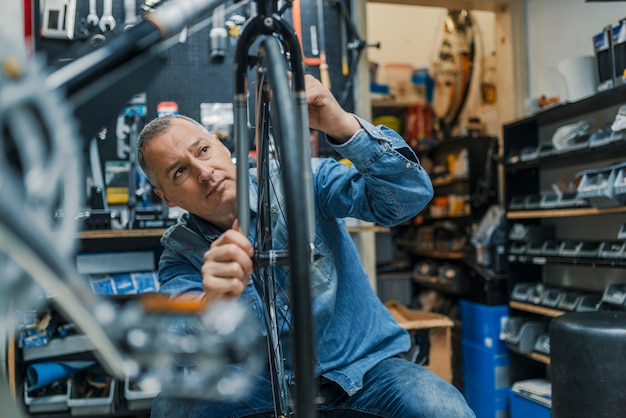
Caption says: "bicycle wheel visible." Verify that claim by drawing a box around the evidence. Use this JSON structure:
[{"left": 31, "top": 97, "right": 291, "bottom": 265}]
[
  {"left": 0, "top": 38, "right": 129, "bottom": 417},
  {"left": 235, "top": 33, "right": 316, "bottom": 418},
  {"left": 0, "top": 21, "right": 264, "bottom": 413}
]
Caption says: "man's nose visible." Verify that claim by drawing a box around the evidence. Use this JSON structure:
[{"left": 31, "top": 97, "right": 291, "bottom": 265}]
[{"left": 193, "top": 161, "right": 214, "bottom": 182}]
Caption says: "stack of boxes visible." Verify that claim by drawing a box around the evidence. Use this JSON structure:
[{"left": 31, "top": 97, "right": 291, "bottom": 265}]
[{"left": 461, "top": 300, "right": 510, "bottom": 417}]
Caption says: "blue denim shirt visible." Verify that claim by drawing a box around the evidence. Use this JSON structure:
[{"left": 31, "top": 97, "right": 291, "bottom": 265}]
[{"left": 157, "top": 115, "right": 433, "bottom": 396}]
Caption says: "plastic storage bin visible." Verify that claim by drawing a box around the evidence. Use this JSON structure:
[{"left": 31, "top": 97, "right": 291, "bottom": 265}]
[
  {"left": 124, "top": 376, "right": 159, "bottom": 411},
  {"left": 464, "top": 383, "right": 510, "bottom": 418},
  {"left": 24, "top": 380, "right": 70, "bottom": 414},
  {"left": 462, "top": 339, "right": 511, "bottom": 395},
  {"left": 576, "top": 164, "right": 620, "bottom": 207},
  {"left": 460, "top": 300, "right": 509, "bottom": 353},
  {"left": 613, "top": 162, "right": 626, "bottom": 204},
  {"left": 503, "top": 318, "right": 545, "bottom": 353},
  {"left": 68, "top": 377, "right": 117, "bottom": 416},
  {"left": 510, "top": 391, "right": 551, "bottom": 418},
  {"left": 381, "top": 62, "right": 414, "bottom": 100}
]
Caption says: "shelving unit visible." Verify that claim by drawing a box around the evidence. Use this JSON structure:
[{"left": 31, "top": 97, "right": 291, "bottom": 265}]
[
  {"left": 386, "top": 133, "right": 506, "bottom": 397},
  {"left": 14, "top": 229, "right": 166, "bottom": 417},
  {"left": 394, "top": 135, "right": 505, "bottom": 304},
  {"left": 502, "top": 83, "right": 626, "bottom": 402}
]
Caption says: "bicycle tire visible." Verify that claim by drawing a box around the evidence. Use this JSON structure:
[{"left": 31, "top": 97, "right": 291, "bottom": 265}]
[{"left": 235, "top": 33, "right": 316, "bottom": 418}]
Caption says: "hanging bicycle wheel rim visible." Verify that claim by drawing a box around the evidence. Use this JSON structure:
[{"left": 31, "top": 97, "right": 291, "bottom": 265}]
[{"left": 235, "top": 33, "right": 316, "bottom": 418}]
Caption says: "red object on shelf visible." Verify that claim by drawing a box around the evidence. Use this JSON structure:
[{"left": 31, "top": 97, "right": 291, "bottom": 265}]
[
  {"left": 404, "top": 103, "right": 433, "bottom": 150},
  {"left": 24, "top": 0, "right": 32, "bottom": 39}
]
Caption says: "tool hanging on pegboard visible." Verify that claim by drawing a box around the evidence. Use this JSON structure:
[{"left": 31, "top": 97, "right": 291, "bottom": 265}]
[
  {"left": 330, "top": 0, "right": 380, "bottom": 108},
  {"left": 115, "top": 93, "right": 147, "bottom": 228},
  {"left": 292, "top": 0, "right": 330, "bottom": 89}
]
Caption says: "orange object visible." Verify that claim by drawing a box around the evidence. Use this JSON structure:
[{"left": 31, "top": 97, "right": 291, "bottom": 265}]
[{"left": 292, "top": 0, "right": 330, "bottom": 88}]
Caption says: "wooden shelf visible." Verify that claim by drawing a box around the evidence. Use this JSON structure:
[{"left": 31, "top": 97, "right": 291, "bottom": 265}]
[
  {"left": 371, "top": 99, "right": 420, "bottom": 109},
  {"left": 409, "top": 249, "right": 467, "bottom": 260},
  {"left": 507, "top": 205, "right": 626, "bottom": 219},
  {"left": 78, "top": 229, "right": 167, "bottom": 239},
  {"left": 347, "top": 225, "right": 390, "bottom": 233},
  {"left": 431, "top": 174, "right": 470, "bottom": 187},
  {"left": 509, "top": 300, "right": 565, "bottom": 317},
  {"left": 521, "top": 351, "right": 551, "bottom": 365}
]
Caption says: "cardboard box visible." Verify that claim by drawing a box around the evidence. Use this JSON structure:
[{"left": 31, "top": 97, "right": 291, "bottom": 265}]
[{"left": 385, "top": 300, "right": 454, "bottom": 382}]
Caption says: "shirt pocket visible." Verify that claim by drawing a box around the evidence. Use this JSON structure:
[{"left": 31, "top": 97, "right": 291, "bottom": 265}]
[
  {"left": 268, "top": 195, "right": 334, "bottom": 298},
  {"left": 309, "top": 235, "right": 335, "bottom": 298}
]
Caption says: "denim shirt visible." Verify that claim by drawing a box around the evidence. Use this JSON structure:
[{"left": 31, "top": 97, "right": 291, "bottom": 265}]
[{"left": 157, "top": 115, "right": 434, "bottom": 396}]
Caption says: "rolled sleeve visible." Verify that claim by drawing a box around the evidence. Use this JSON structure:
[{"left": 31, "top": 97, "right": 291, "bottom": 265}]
[{"left": 316, "top": 115, "right": 433, "bottom": 227}]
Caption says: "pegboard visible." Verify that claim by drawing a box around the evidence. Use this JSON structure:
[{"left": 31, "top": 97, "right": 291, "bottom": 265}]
[{"left": 33, "top": 0, "right": 361, "bottom": 163}]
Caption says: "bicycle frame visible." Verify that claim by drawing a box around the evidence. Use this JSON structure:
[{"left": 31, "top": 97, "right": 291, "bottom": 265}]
[{"left": 1, "top": 0, "right": 317, "bottom": 416}]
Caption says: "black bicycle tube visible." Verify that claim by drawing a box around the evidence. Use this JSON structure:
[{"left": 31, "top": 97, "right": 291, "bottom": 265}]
[
  {"left": 262, "top": 36, "right": 316, "bottom": 418},
  {"left": 233, "top": 9, "right": 316, "bottom": 418},
  {"left": 234, "top": 15, "right": 264, "bottom": 237},
  {"left": 269, "top": 12, "right": 316, "bottom": 246}
]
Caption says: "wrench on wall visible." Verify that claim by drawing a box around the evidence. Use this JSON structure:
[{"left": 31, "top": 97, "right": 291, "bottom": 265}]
[
  {"left": 124, "top": 0, "right": 138, "bottom": 29},
  {"left": 99, "top": 0, "right": 117, "bottom": 32},
  {"left": 87, "top": 0, "right": 99, "bottom": 26}
]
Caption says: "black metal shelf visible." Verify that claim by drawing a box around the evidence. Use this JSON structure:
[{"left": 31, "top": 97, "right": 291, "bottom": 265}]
[
  {"left": 503, "top": 83, "right": 626, "bottom": 130},
  {"left": 408, "top": 249, "right": 469, "bottom": 260},
  {"left": 506, "top": 205, "right": 626, "bottom": 219},
  {"left": 431, "top": 174, "right": 470, "bottom": 187},
  {"left": 504, "top": 139, "right": 626, "bottom": 172},
  {"left": 507, "top": 254, "right": 626, "bottom": 268},
  {"left": 501, "top": 73, "right": 626, "bottom": 382}
]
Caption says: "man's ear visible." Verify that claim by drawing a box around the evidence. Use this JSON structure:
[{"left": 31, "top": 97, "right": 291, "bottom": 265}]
[{"left": 154, "top": 188, "right": 176, "bottom": 208}]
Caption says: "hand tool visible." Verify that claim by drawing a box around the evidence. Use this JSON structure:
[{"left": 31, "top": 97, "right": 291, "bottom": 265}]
[
  {"left": 124, "top": 0, "right": 138, "bottom": 29},
  {"left": 87, "top": 0, "right": 99, "bottom": 27},
  {"left": 315, "top": 0, "right": 330, "bottom": 88},
  {"left": 292, "top": 0, "right": 330, "bottom": 88},
  {"left": 99, "top": 0, "right": 117, "bottom": 32}
]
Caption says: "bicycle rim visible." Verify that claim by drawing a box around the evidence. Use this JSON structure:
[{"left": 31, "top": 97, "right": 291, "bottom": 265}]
[{"left": 252, "top": 36, "right": 316, "bottom": 418}]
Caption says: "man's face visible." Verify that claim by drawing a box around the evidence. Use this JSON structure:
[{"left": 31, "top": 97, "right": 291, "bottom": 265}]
[{"left": 143, "top": 118, "right": 237, "bottom": 230}]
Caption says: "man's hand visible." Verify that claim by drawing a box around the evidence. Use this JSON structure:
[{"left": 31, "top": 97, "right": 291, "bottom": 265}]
[
  {"left": 201, "top": 221, "right": 254, "bottom": 304},
  {"left": 305, "top": 74, "right": 361, "bottom": 143}
]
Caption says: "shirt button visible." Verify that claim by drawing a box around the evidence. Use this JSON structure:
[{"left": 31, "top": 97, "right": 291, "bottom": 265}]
[
  {"left": 284, "top": 305, "right": 288, "bottom": 311},
  {"left": 406, "top": 162, "right": 411, "bottom": 168}
]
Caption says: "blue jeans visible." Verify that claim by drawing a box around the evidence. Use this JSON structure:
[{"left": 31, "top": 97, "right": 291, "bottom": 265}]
[{"left": 150, "top": 357, "right": 475, "bottom": 418}]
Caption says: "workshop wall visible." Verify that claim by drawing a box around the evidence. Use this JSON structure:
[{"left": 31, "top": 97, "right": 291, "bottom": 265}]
[
  {"left": 365, "top": 3, "right": 499, "bottom": 137},
  {"left": 34, "top": 0, "right": 355, "bottom": 157},
  {"left": 32, "top": 0, "right": 361, "bottom": 213},
  {"left": 525, "top": 0, "right": 624, "bottom": 101}
]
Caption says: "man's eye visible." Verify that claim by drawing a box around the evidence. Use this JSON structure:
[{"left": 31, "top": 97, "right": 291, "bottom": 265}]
[
  {"left": 174, "top": 167, "right": 185, "bottom": 178},
  {"left": 199, "top": 146, "right": 211, "bottom": 160}
]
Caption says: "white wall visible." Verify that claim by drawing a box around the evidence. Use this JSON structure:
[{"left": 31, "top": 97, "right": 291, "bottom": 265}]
[
  {"left": 365, "top": 3, "right": 498, "bottom": 135},
  {"left": 2, "top": 1, "right": 24, "bottom": 45},
  {"left": 366, "top": 4, "right": 447, "bottom": 70},
  {"left": 525, "top": 0, "right": 626, "bottom": 100},
  {"left": 366, "top": 3, "right": 496, "bottom": 71}
]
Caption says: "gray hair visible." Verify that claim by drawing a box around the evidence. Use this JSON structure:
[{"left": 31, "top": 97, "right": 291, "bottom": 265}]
[{"left": 137, "top": 114, "right": 207, "bottom": 188}]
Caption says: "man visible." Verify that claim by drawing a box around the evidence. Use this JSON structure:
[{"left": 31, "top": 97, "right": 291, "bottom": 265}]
[{"left": 138, "top": 75, "right": 475, "bottom": 417}]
